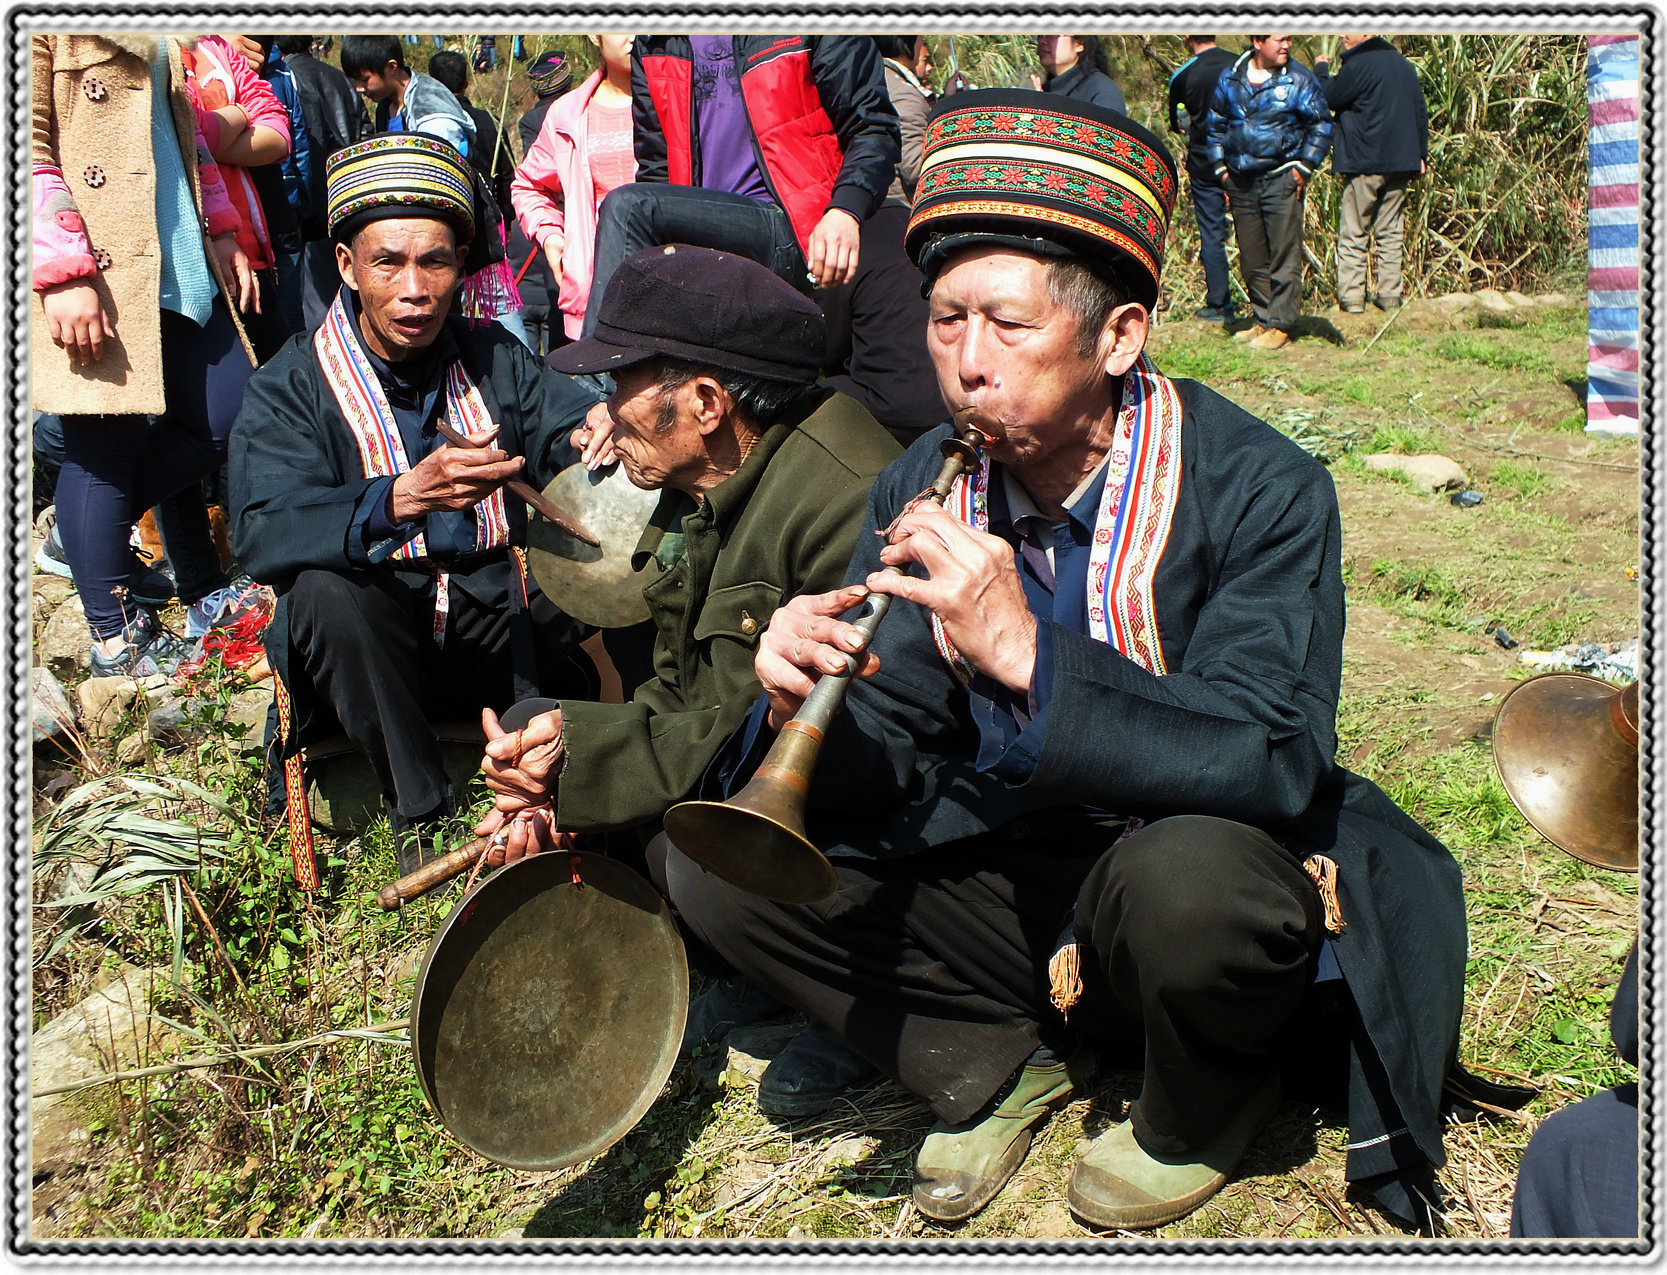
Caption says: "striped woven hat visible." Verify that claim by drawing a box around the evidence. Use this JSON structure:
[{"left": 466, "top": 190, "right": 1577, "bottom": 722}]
[
  {"left": 527, "top": 51, "right": 573, "bottom": 97},
  {"left": 905, "top": 89, "right": 1178, "bottom": 308},
  {"left": 326, "top": 132, "right": 478, "bottom": 246}
]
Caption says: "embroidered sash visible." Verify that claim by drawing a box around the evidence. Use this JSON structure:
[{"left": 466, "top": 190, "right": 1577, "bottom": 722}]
[
  {"left": 932, "top": 351, "right": 1183, "bottom": 680},
  {"left": 313, "top": 293, "right": 511, "bottom": 644}
]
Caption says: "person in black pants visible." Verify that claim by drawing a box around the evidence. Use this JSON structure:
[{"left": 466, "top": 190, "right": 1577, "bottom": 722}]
[{"left": 1166, "top": 36, "right": 1238, "bottom": 322}]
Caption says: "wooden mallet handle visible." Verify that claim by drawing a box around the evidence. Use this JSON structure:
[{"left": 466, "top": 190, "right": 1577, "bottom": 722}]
[
  {"left": 377, "top": 836, "right": 491, "bottom": 910},
  {"left": 431, "top": 419, "right": 601, "bottom": 546}
]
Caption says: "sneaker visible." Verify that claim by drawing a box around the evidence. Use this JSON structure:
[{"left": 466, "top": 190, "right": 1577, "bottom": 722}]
[
  {"left": 34, "top": 525, "right": 73, "bottom": 579},
  {"left": 89, "top": 608, "right": 189, "bottom": 679},
  {"left": 1193, "top": 305, "right": 1233, "bottom": 323},
  {"left": 35, "top": 524, "right": 176, "bottom": 605},
  {"left": 1374, "top": 296, "right": 1402, "bottom": 311},
  {"left": 185, "top": 581, "right": 265, "bottom": 641},
  {"left": 1339, "top": 302, "right": 1366, "bottom": 314}
]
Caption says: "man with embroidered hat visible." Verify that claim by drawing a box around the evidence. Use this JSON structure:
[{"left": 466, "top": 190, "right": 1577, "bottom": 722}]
[
  {"left": 656, "top": 89, "right": 1479, "bottom": 1231},
  {"left": 228, "top": 132, "right": 600, "bottom": 881}
]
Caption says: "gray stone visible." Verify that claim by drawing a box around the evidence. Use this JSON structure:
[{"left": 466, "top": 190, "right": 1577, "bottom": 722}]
[
  {"left": 1504, "top": 290, "right": 1534, "bottom": 308},
  {"left": 1536, "top": 291, "right": 1573, "bottom": 307},
  {"left": 1427, "top": 293, "right": 1477, "bottom": 312},
  {"left": 75, "top": 676, "right": 140, "bottom": 740},
  {"left": 114, "top": 732, "right": 152, "bottom": 767},
  {"left": 38, "top": 594, "right": 90, "bottom": 680},
  {"left": 32, "top": 667, "right": 76, "bottom": 744},
  {"left": 1361, "top": 452, "right": 1469, "bottom": 493},
  {"left": 31, "top": 966, "right": 187, "bottom": 1183},
  {"left": 1473, "top": 289, "right": 1514, "bottom": 313},
  {"left": 34, "top": 576, "right": 77, "bottom": 614},
  {"left": 306, "top": 734, "right": 484, "bottom": 833}
]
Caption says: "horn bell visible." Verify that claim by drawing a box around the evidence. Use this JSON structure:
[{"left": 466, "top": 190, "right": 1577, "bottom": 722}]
[{"left": 1491, "top": 673, "right": 1639, "bottom": 872}]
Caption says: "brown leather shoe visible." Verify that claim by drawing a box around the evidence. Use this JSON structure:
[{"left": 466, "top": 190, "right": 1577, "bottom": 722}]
[
  {"left": 1248, "top": 327, "right": 1291, "bottom": 350},
  {"left": 1231, "top": 322, "right": 1267, "bottom": 343}
]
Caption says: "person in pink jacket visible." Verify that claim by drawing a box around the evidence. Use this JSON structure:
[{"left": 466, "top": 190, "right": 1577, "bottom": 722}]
[{"left": 511, "top": 35, "right": 636, "bottom": 343}]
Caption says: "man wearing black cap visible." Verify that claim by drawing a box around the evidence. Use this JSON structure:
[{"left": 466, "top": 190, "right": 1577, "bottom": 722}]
[
  {"left": 466, "top": 242, "right": 898, "bottom": 883},
  {"left": 229, "top": 134, "right": 600, "bottom": 880},
  {"left": 657, "top": 90, "right": 1472, "bottom": 1233}
]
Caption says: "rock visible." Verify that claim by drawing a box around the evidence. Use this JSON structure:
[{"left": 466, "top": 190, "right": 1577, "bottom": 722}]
[
  {"left": 1428, "top": 293, "right": 1478, "bottom": 311},
  {"left": 229, "top": 687, "right": 273, "bottom": 738},
  {"left": 1473, "top": 289, "right": 1514, "bottom": 313},
  {"left": 32, "top": 668, "right": 76, "bottom": 744},
  {"left": 38, "top": 594, "right": 90, "bottom": 679},
  {"left": 1504, "top": 290, "right": 1534, "bottom": 308},
  {"left": 31, "top": 966, "right": 188, "bottom": 1184},
  {"left": 75, "top": 676, "right": 140, "bottom": 740},
  {"left": 145, "top": 693, "right": 191, "bottom": 743},
  {"left": 1536, "top": 291, "right": 1573, "bottom": 307},
  {"left": 115, "top": 732, "right": 152, "bottom": 767},
  {"left": 1361, "top": 452, "right": 1469, "bottom": 493},
  {"left": 34, "top": 576, "right": 77, "bottom": 614}
]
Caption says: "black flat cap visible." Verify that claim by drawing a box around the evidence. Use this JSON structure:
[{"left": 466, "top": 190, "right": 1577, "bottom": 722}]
[{"left": 548, "top": 244, "right": 825, "bottom": 383}]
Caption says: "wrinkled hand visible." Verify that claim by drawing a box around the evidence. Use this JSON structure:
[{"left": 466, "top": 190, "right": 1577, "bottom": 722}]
[
  {"left": 869, "top": 501, "right": 1037, "bottom": 693},
  {"left": 1291, "top": 169, "right": 1308, "bottom": 196},
  {"left": 481, "top": 704, "right": 564, "bottom": 813},
  {"left": 572, "top": 400, "right": 618, "bottom": 470},
  {"left": 474, "top": 803, "right": 569, "bottom": 867},
  {"left": 41, "top": 281, "right": 114, "bottom": 365},
  {"left": 805, "top": 208, "right": 860, "bottom": 287},
  {"left": 389, "top": 426, "right": 524, "bottom": 520},
  {"left": 1030, "top": 73, "right": 1043, "bottom": 90},
  {"left": 212, "top": 233, "right": 258, "bottom": 314},
  {"left": 754, "top": 585, "right": 881, "bottom": 730}
]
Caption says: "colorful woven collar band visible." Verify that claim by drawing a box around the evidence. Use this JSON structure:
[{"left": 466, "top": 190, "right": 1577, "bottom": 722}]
[
  {"left": 326, "top": 132, "right": 477, "bottom": 245},
  {"left": 905, "top": 88, "right": 1179, "bottom": 308}
]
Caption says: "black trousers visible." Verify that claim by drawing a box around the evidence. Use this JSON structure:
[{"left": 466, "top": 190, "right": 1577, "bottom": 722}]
[
  {"left": 665, "top": 814, "right": 1323, "bottom": 1142},
  {"left": 285, "top": 567, "right": 597, "bottom": 818},
  {"left": 1228, "top": 168, "right": 1307, "bottom": 333}
]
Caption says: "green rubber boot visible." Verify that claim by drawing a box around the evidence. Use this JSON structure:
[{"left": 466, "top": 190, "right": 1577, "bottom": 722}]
[
  {"left": 912, "top": 1044, "right": 1096, "bottom": 1223},
  {"left": 1067, "top": 1072, "right": 1281, "bottom": 1231}
]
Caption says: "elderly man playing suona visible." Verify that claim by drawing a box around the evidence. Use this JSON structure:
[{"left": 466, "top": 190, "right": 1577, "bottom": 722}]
[
  {"left": 472, "top": 244, "right": 898, "bottom": 875},
  {"left": 648, "top": 91, "right": 1477, "bottom": 1231},
  {"left": 229, "top": 134, "right": 599, "bottom": 881}
]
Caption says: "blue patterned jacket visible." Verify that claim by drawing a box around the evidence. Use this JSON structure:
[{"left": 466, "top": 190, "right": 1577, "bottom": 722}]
[{"left": 1202, "top": 50, "right": 1332, "bottom": 180}]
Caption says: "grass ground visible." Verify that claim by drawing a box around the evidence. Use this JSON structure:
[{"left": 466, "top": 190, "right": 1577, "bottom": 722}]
[{"left": 29, "top": 277, "right": 1637, "bottom": 1242}]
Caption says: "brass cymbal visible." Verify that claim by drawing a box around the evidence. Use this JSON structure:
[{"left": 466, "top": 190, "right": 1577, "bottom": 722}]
[
  {"left": 526, "top": 463, "right": 662, "bottom": 629},
  {"left": 410, "top": 851, "right": 688, "bottom": 1169},
  {"left": 1491, "top": 674, "right": 1638, "bottom": 872}
]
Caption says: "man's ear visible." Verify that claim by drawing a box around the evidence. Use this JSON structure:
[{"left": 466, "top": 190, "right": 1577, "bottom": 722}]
[
  {"left": 335, "top": 241, "right": 357, "bottom": 290},
  {"left": 1100, "top": 302, "right": 1151, "bottom": 380},
  {"left": 690, "top": 376, "right": 732, "bottom": 436}
]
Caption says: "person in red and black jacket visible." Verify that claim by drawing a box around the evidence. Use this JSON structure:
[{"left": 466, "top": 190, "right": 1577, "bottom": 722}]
[{"left": 579, "top": 35, "right": 900, "bottom": 339}]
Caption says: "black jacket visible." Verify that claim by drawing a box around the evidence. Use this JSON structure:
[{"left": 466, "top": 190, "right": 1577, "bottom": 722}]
[
  {"left": 1167, "top": 45, "right": 1236, "bottom": 178},
  {"left": 283, "top": 50, "right": 368, "bottom": 238},
  {"left": 1313, "top": 37, "right": 1428, "bottom": 176},
  {"left": 1043, "top": 62, "right": 1126, "bottom": 114}
]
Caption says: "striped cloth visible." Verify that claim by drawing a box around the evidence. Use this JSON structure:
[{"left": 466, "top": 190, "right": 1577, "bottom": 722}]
[{"left": 1586, "top": 35, "right": 1639, "bottom": 435}]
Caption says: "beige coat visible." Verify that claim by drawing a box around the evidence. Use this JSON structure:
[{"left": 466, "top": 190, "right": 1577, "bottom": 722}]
[{"left": 30, "top": 34, "right": 254, "bottom": 416}]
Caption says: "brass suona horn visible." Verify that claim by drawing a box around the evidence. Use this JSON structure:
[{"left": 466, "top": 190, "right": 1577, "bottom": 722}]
[
  {"left": 662, "top": 408, "right": 1006, "bottom": 903},
  {"left": 1491, "top": 673, "right": 1639, "bottom": 872}
]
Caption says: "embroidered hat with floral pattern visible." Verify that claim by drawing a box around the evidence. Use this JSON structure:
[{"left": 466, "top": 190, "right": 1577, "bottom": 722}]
[
  {"left": 327, "top": 132, "right": 482, "bottom": 257},
  {"left": 905, "top": 88, "right": 1179, "bottom": 310}
]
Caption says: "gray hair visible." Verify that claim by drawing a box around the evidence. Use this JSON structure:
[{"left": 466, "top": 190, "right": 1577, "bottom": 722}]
[
  {"left": 645, "top": 358, "right": 814, "bottom": 432},
  {"left": 1044, "top": 258, "right": 1139, "bottom": 357}
]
